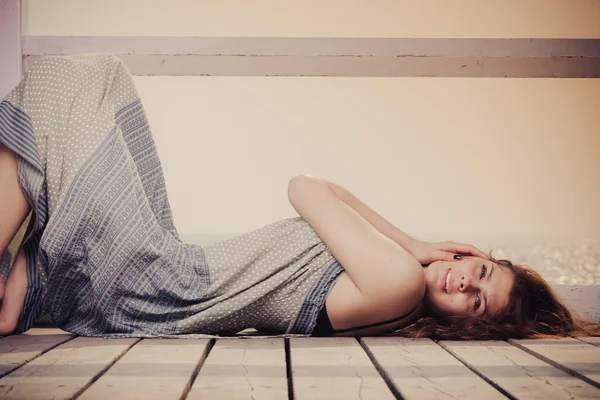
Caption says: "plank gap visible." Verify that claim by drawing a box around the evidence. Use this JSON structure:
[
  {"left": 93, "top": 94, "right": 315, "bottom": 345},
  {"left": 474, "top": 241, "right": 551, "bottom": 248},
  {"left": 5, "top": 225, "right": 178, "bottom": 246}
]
[
  {"left": 0, "top": 330, "right": 77, "bottom": 379},
  {"left": 437, "top": 340, "right": 518, "bottom": 400},
  {"left": 507, "top": 339, "right": 600, "bottom": 390},
  {"left": 357, "top": 337, "right": 405, "bottom": 400},
  {"left": 179, "top": 338, "right": 216, "bottom": 400},
  {"left": 290, "top": 337, "right": 395, "bottom": 399},
  {"left": 284, "top": 337, "right": 294, "bottom": 400},
  {"left": 70, "top": 338, "right": 142, "bottom": 400},
  {"left": 440, "top": 340, "right": 600, "bottom": 399},
  {"left": 574, "top": 336, "right": 600, "bottom": 348}
]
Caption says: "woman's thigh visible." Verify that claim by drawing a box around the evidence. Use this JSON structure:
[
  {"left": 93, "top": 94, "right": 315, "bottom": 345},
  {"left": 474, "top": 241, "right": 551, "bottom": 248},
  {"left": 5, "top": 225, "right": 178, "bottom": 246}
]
[{"left": 0, "top": 144, "right": 31, "bottom": 256}]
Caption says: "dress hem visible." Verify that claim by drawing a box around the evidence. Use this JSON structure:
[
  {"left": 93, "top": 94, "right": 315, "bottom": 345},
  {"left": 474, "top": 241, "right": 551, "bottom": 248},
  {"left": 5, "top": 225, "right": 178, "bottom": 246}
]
[{"left": 288, "top": 259, "right": 345, "bottom": 334}]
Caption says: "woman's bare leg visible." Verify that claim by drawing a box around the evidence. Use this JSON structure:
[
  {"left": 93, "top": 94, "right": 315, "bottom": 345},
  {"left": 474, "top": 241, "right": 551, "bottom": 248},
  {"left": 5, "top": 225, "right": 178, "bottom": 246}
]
[
  {"left": 0, "top": 144, "right": 30, "bottom": 333},
  {"left": 0, "top": 144, "right": 31, "bottom": 257},
  {"left": 0, "top": 248, "right": 27, "bottom": 334}
]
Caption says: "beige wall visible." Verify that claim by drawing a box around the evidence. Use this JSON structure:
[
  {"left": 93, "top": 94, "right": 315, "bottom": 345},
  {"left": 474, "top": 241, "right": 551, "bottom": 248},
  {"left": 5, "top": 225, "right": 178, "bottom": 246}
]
[
  {"left": 23, "top": 0, "right": 600, "bottom": 38},
  {"left": 22, "top": 1, "right": 600, "bottom": 247},
  {"left": 131, "top": 77, "right": 600, "bottom": 245}
]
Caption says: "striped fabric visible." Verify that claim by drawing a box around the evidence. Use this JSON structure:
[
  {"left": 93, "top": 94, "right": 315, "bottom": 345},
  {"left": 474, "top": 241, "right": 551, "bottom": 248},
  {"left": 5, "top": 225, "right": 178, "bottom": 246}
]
[
  {"left": 291, "top": 260, "right": 345, "bottom": 333},
  {"left": 0, "top": 54, "right": 344, "bottom": 337},
  {"left": 0, "top": 99, "right": 47, "bottom": 332}
]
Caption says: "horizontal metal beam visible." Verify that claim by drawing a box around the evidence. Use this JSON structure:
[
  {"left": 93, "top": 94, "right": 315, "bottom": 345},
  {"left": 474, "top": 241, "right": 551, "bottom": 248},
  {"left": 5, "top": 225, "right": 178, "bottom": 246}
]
[
  {"left": 23, "top": 37, "right": 600, "bottom": 57},
  {"left": 0, "top": 0, "right": 22, "bottom": 98},
  {"left": 23, "top": 37, "right": 600, "bottom": 77},
  {"left": 552, "top": 285, "right": 600, "bottom": 322}
]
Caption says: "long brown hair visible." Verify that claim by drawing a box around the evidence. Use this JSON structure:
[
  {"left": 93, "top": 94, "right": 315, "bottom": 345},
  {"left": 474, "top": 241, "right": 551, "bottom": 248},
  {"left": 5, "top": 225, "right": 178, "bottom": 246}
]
[{"left": 388, "top": 256, "right": 600, "bottom": 340}]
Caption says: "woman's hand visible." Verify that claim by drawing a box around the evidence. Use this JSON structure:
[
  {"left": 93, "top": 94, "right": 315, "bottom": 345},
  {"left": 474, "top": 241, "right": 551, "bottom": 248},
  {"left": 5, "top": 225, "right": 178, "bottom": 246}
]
[{"left": 405, "top": 239, "right": 490, "bottom": 265}]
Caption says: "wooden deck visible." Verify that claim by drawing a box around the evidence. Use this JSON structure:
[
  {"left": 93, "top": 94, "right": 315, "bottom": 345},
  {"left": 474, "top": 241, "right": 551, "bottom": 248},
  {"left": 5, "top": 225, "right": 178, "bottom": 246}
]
[{"left": 1, "top": 328, "right": 599, "bottom": 399}]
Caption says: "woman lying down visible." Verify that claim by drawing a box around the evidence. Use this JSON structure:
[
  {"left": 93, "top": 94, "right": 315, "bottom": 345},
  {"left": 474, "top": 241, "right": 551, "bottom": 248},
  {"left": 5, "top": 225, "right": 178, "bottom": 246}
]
[{"left": 0, "top": 54, "right": 598, "bottom": 339}]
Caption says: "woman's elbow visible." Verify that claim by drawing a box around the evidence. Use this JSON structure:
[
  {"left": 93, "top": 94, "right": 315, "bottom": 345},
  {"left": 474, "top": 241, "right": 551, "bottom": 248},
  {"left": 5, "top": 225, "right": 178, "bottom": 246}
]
[{"left": 0, "top": 317, "right": 17, "bottom": 336}]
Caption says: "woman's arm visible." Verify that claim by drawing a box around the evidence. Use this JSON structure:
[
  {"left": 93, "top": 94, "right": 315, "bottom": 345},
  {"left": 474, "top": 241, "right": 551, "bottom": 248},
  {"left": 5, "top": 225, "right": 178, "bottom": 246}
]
[
  {"left": 288, "top": 175, "right": 425, "bottom": 306},
  {"left": 0, "top": 248, "right": 27, "bottom": 335},
  {"left": 308, "top": 175, "right": 489, "bottom": 263},
  {"left": 325, "top": 178, "right": 417, "bottom": 249}
]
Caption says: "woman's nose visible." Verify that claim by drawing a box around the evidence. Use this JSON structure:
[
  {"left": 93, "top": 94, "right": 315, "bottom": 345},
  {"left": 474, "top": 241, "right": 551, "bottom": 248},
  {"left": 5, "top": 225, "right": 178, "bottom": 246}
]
[{"left": 459, "top": 276, "right": 473, "bottom": 292}]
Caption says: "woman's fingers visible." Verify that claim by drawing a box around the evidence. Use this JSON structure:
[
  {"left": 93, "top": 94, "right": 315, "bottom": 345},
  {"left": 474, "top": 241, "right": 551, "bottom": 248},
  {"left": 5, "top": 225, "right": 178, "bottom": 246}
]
[
  {"left": 441, "top": 242, "right": 490, "bottom": 259},
  {"left": 425, "top": 250, "right": 459, "bottom": 263},
  {"left": 442, "top": 251, "right": 460, "bottom": 262}
]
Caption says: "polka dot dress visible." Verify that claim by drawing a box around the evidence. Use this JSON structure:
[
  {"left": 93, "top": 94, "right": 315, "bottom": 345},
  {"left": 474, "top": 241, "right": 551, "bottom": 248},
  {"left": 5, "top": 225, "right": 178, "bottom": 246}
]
[{"left": 0, "top": 54, "right": 345, "bottom": 337}]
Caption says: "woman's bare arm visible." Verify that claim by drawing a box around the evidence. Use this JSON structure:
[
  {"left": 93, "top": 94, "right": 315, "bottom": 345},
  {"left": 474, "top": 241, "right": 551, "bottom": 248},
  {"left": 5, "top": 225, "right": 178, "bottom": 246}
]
[
  {"left": 288, "top": 175, "right": 424, "bottom": 308},
  {"left": 302, "top": 176, "right": 490, "bottom": 264},
  {"left": 325, "top": 178, "right": 417, "bottom": 250},
  {"left": 0, "top": 248, "right": 27, "bottom": 335}
]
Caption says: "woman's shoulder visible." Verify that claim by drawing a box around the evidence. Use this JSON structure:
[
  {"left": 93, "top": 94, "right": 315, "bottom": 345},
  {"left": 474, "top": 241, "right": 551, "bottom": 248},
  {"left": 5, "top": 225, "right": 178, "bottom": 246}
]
[{"left": 323, "top": 270, "right": 426, "bottom": 336}]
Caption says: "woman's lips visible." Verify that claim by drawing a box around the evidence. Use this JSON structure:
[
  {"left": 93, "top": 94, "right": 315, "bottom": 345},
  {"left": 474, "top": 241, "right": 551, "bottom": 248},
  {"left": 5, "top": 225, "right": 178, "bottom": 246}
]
[
  {"left": 441, "top": 268, "right": 454, "bottom": 293},
  {"left": 442, "top": 268, "right": 450, "bottom": 292}
]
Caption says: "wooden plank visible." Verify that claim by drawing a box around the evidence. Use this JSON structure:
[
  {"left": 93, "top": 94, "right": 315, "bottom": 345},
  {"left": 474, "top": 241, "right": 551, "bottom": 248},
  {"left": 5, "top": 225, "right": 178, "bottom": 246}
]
[
  {"left": 577, "top": 337, "right": 600, "bottom": 347},
  {"left": 188, "top": 338, "right": 287, "bottom": 400},
  {"left": 13, "top": 327, "right": 71, "bottom": 336},
  {"left": 509, "top": 338, "right": 600, "bottom": 389},
  {"left": 441, "top": 340, "right": 600, "bottom": 399},
  {"left": 0, "top": 328, "right": 74, "bottom": 378},
  {"left": 0, "top": 0, "right": 22, "bottom": 99},
  {"left": 0, "top": 337, "right": 139, "bottom": 399},
  {"left": 551, "top": 285, "right": 600, "bottom": 322},
  {"left": 362, "top": 337, "right": 505, "bottom": 399},
  {"left": 21, "top": 37, "right": 600, "bottom": 78},
  {"left": 79, "top": 338, "right": 210, "bottom": 400},
  {"left": 290, "top": 337, "right": 395, "bottom": 400}
]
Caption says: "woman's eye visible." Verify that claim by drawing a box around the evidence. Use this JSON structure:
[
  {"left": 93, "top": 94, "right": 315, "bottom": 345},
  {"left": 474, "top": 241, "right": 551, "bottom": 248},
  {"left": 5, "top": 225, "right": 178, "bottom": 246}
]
[
  {"left": 474, "top": 294, "right": 481, "bottom": 311},
  {"left": 480, "top": 265, "right": 487, "bottom": 279}
]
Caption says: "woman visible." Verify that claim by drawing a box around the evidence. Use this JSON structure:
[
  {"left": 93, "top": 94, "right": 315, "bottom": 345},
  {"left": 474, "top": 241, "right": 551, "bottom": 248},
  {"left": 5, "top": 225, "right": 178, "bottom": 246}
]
[{"left": 0, "top": 55, "right": 597, "bottom": 339}]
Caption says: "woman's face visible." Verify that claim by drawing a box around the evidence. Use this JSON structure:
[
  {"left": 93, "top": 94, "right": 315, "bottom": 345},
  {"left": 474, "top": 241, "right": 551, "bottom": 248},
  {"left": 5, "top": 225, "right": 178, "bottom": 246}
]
[{"left": 423, "top": 256, "right": 514, "bottom": 318}]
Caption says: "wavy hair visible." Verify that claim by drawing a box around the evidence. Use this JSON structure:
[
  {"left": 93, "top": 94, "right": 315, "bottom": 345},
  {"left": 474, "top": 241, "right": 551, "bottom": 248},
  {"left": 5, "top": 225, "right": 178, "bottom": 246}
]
[{"left": 387, "top": 256, "right": 600, "bottom": 340}]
